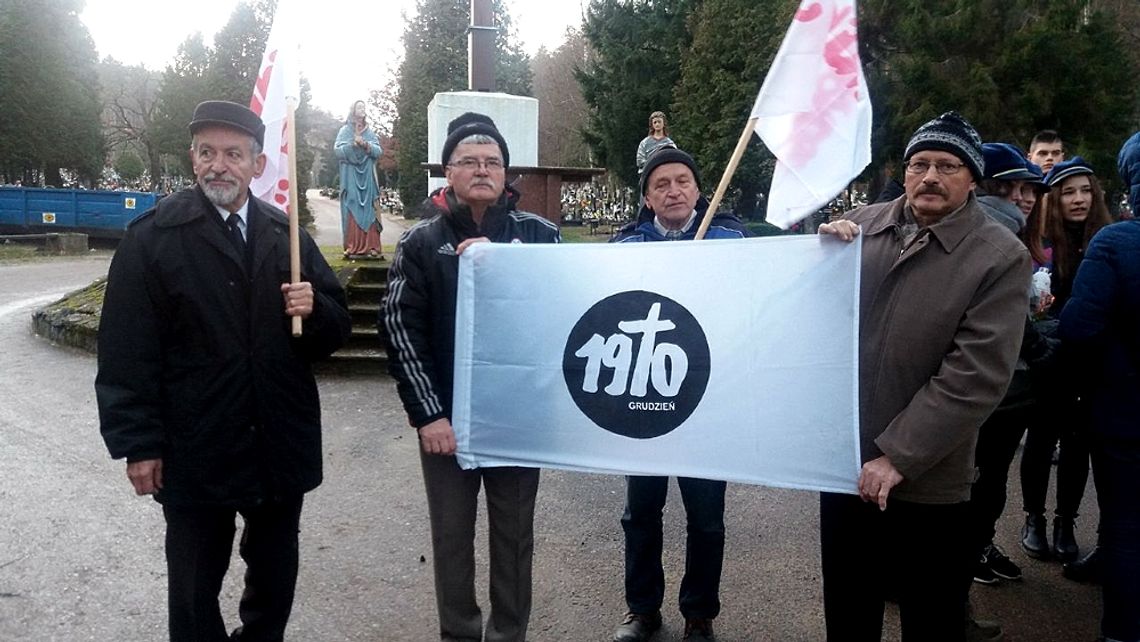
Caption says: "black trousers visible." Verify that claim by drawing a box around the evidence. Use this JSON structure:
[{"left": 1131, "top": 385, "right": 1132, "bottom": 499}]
[
  {"left": 820, "top": 492, "right": 971, "bottom": 642},
  {"left": 1090, "top": 435, "right": 1140, "bottom": 641},
  {"left": 1020, "top": 393, "right": 1090, "bottom": 518},
  {"left": 622, "top": 476, "right": 726, "bottom": 620},
  {"left": 163, "top": 496, "right": 304, "bottom": 642},
  {"left": 967, "top": 403, "right": 1033, "bottom": 555}
]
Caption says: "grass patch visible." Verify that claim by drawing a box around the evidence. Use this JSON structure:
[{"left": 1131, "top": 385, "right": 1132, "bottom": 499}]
[
  {"left": 319, "top": 244, "right": 398, "bottom": 271},
  {"left": 0, "top": 244, "right": 43, "bottom": 261},
  {"left": 559, "top": 225, "right": 616, "bottom": 243}
]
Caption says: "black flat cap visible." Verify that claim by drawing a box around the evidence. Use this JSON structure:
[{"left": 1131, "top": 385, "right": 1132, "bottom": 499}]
[{"left": 189, "top": 100, "right": 266, "bottom": 148}]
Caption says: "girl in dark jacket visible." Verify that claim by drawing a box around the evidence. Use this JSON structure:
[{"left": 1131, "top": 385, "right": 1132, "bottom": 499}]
[{"left": 1020, "top": 157, "right": 1112, "bottom": 562}]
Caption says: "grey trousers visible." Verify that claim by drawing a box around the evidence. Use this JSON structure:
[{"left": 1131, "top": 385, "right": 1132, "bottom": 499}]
[{"left": 420, "top": 450, "right": 540, "bottom": 642}]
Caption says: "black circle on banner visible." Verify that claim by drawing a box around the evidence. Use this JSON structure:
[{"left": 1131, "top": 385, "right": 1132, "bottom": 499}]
[{"left": 562, "top": 290, "right": 710, "bottom": 439}]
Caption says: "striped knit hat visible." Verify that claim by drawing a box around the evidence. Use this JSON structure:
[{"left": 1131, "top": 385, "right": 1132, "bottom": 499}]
[{"left": 904, "top": 111, "right": 985, "bottom": 181}]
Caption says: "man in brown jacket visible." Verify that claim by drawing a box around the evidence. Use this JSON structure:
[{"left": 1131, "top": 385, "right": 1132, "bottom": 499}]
[{"left": 818, "top": 112, "right": 1030, "bottom": 641}]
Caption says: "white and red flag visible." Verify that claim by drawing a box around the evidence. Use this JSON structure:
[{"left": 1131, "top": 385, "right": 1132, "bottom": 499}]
[
  {"left": 751, "top": 0, "right": 871, "bottom": 229},
  {"left": 249, "top": 2, "right": 300, "bottom": 214}
]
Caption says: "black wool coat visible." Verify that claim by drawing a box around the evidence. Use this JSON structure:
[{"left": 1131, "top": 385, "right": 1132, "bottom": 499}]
[{"left": 96, "top": 186, "right": 351, "bottom": 506}]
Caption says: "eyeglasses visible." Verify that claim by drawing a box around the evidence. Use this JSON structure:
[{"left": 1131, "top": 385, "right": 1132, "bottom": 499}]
[
  {"left": 448, "top": 157, "right": 504, "bottom": 171},
  {"left": 905, "top": 160, "right": 965, "bottom": 176}
]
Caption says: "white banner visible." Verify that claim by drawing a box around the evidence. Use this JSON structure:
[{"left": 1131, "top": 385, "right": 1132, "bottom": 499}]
[
  {"left": 249, "top": 1, "right": 299, "bottom": 213},
  {"left": 452, "top": 236, "right": 862, "bottom": 494},
  {"left": 751, "top": 0, "right": 872, "bottom": 229}
]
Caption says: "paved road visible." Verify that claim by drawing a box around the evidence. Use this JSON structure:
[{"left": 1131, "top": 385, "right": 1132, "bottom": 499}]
[
  {"left": 307, "top": 188, "right": 408, "bottom": 250},
  {"left": 0, "top": 248, "right": 1104, "bottom": 640}
]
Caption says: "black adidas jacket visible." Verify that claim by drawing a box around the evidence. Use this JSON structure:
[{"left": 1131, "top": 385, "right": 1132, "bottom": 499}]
[{"left": 381, "top": 186, "right": 561, "bottom": 428}]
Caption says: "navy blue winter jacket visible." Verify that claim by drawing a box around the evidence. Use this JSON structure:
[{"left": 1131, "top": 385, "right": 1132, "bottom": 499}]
[
  {"left": 1118, "top": 131, "right": 1140, "bottom": 216},
  {"left": 612, "top": 195, "right": 749, "bottom": 242},
  {"left": 1059, "top": 219, "right": 1140, "bottom": 439}
]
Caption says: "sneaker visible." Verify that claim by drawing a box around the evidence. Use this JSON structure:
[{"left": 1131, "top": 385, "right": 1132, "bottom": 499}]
[
  {"left": 613, "top": 611, "right": 662, "bottom": 642},
  {"left": 973, "top": 553, "right": 1000, "bottom": 585},
  {"left": 683, "top": 618, "right": 716, "bottom": 641},
  {"left": 983, "top": 543, "right": 1022, "bottom": 581}
]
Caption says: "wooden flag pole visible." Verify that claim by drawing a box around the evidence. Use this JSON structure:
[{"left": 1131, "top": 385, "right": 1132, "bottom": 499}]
[
  {"left": 694, "top": 117, "right": 758, "bottom": 240},
  {"left": 286, "top": 99, "right": 302, "bottom": 337}
]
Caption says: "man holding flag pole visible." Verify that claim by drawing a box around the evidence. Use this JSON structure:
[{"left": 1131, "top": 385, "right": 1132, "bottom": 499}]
[
  {"left": 96, "top": 4, "right": 351, "bottom": 638},
  {"left": 610, "top": 148, "right": 747, "bottom": 642},
  {"left": 694, "top": 0, "right": 871, "bottom": 240},
  {"left": 96, "top": 98, "right": 351, "bottom": 642}
]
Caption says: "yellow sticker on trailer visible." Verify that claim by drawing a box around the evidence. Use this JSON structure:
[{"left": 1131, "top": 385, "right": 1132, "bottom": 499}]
[
  {"left": 42, "top": 212, "right": 56, "bottom": 224},
  {"left": 124, "top": 197, "right": 136, "bottom": 209}
]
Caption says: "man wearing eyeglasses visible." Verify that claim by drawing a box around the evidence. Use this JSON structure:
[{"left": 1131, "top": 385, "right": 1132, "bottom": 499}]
[
  {"left": 382, "top": 112, "right": 560, "bottom": 642},
  {"left": 817, "top": 112, "right": 1030, "bottom": 641}
]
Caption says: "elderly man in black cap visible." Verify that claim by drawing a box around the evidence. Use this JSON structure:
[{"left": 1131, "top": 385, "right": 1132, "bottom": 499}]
[
  {"left": 608, "top": 147, "right": 747, "bottom": 642},
  {"left": 96, "top": 100, "right": 351, "bottom": 641},
  {"left": 818, "top": 112, "right": 1030, "bottom": 641},
  {"left": 382, "top": 112, "right": 560, "bottom": 642}
]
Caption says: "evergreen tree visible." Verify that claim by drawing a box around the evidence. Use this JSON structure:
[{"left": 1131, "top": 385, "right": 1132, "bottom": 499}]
[
  {"left": 575, "top": 0, "right": 697, "bottom": 190},
  {"left": 367, "top": 71, "right": 402, "bottom": 188},
  {"left": 151, "top": 34, "right": 213, "bottom": 178},
  {"left": 391, "top": 0, "right": 534, "bottom": 212},
  {"left": 208, "top": 1, "right": 272, "bottom": 103},
  {"left": 393, "top": 0, "right": 468, "bottom": 212},
  {"left": 112, "top": 150, "right": 145, "bottom": 184},
  {"left": 492, "top": 0, "right": 533, "bottom": 96},
  {"left": 670, "top": 0, "right": 794, "bottom": 217},
  {"left": 861, "top": 1, "right": 1138, "bottom": 191},
  {"left": 0, "top": 0, "right": 104, "bottom": 186},
  {"left": 292, "top": 77, "right": 316, "bottom": 229}
]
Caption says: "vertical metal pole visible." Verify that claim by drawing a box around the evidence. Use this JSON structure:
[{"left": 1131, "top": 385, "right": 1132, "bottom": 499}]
[{"left": 468, "top": 0, "right": 497, "bottom": 91}]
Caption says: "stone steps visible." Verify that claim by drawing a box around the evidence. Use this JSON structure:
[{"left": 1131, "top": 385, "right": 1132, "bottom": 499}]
[{"left": 327, "top": 263, "right": 388, "bottom": 370}]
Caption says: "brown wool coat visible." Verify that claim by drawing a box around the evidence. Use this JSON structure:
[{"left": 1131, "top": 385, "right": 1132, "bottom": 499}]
[{"left": 844, "top": 193, "right": 1031, "bottom": 504}]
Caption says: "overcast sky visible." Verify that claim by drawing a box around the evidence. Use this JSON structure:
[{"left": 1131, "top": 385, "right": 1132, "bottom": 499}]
[{"left": 79, "top": 0, "right": 586, "bottom": 115}]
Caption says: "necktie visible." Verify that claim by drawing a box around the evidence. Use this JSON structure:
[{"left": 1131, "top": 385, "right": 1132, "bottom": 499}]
[{"left": 226, "top": 213, "right": 246, "bottom": 252}]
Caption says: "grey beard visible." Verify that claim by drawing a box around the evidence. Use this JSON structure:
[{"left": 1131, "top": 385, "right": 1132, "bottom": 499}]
[{"left": 202, "top": 181, "right": 241, "bottom": 209}]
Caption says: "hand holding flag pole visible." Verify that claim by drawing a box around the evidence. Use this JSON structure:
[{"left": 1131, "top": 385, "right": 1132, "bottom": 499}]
[
  {"left": 694, "top": 0, "right": 871, "bottom": 239},
  {"left": 286, "top": 98, "right": 301, "bottom": 337},
  {"left": 694, "top": 118, "right": 758, "bottom": 240},
  {"left": 250, "top": 2, "right": 303, "bottom": 336}
]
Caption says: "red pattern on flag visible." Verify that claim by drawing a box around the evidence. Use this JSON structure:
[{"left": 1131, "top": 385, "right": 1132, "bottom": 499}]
[
  {"left": 751, "top": 0, "right": 871, "bottom": 229},
  {"left": 249, "top": 10, "right": 298, "bottom": 215}
]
